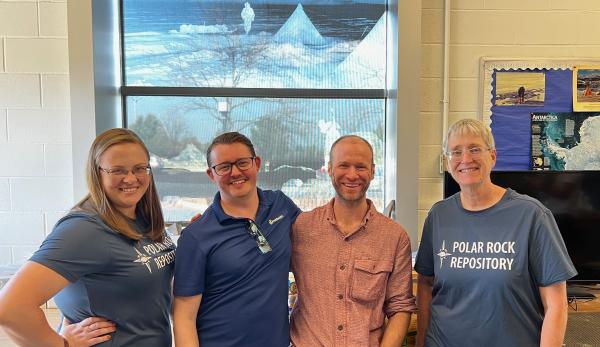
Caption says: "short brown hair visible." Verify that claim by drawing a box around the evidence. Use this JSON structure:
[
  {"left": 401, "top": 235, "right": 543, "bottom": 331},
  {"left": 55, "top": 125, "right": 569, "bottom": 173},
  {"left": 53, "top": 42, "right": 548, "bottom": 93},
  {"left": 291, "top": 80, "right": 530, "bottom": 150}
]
[
  {"left": 206, "top": 132, "right": 256, "bottom": 166},
  {"left": 75, "top": 128, "right": 165, "bottom": 242}
]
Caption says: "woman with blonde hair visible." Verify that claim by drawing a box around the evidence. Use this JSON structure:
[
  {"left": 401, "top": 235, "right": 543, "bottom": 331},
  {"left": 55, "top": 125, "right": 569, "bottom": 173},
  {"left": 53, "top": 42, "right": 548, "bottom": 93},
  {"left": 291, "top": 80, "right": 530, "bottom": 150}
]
[{"left": 0, "top": 128, "right": 175, "bottom": 346}]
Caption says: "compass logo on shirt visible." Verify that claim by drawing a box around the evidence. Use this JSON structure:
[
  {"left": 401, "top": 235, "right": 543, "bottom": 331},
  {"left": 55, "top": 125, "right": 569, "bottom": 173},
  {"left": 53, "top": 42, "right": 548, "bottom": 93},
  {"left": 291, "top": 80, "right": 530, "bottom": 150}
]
[
  {"left": 436, "top": 240, "right": 452, "bottom": 268},
  {"left": 133, "top": 247, "right": 153, "bottom": 273}
]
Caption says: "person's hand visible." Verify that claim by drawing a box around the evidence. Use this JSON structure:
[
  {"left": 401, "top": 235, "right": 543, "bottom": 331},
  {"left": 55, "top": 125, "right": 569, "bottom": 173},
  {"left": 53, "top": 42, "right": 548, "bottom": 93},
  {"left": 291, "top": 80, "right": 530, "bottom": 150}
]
[
  {"left": 60, "top": 317, "right": 116, "bottom": 347},
  {"left": 190, "top": 213, "right": 202, "bottom": 222}
]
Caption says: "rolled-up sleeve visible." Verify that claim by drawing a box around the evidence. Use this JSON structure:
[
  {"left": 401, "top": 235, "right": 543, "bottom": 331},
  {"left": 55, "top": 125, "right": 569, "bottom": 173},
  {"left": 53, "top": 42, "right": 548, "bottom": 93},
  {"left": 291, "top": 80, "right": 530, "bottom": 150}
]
[{"left": 385, "top": 231, "right": 417, "bottom": 317}]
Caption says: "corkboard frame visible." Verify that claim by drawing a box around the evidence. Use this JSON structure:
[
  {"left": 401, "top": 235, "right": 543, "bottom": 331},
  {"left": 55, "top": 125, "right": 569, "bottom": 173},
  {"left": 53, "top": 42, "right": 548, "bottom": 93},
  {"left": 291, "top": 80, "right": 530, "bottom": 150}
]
[{"left": 478, "top": 57, "right": 600, "bottom": 126}]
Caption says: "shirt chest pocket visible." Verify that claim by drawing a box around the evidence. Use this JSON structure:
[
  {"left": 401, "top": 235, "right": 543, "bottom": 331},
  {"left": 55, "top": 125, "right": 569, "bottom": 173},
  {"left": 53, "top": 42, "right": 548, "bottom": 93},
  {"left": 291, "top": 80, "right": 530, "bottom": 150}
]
[{"left": 350, "top": 259, "right": 394, "bottom": 303}]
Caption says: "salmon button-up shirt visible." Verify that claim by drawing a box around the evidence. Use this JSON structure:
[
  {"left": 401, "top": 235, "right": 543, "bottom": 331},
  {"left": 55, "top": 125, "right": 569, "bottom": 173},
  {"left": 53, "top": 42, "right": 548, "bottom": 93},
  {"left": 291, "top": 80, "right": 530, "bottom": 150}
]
[{"left": 290, "top": 199, "right": 417, "bottom": 347}]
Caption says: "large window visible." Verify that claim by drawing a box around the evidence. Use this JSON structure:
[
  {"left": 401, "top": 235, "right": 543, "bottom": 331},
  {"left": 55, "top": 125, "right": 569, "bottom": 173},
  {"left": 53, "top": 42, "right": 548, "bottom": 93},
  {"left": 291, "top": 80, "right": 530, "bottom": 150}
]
[{"left": 121, "top": 0, "right": 390, "bottom": 222}]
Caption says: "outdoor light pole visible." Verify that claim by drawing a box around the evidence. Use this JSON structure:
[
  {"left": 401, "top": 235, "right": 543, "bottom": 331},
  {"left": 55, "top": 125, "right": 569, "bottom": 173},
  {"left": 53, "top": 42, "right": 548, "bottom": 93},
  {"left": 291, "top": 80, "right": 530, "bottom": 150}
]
[{"left": 218, "top": 100, "right": 231, "bottom": 132}]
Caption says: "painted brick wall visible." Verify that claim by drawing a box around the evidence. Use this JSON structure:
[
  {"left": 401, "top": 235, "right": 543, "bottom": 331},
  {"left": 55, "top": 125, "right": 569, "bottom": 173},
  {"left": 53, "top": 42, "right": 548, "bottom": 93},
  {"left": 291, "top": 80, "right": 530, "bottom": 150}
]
[
  {"left": 0, "top": 0, "right": 71, "bottom": 265},
  {"left": 418, "top": 0, "right": 600, "bottom": 241}
]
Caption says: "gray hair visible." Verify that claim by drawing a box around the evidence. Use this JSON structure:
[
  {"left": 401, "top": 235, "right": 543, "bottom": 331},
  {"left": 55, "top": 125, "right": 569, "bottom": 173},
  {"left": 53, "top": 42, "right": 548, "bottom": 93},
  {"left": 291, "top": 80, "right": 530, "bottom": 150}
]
[{"left": 443, "top": 119, "right": 496, "bottom": 153}]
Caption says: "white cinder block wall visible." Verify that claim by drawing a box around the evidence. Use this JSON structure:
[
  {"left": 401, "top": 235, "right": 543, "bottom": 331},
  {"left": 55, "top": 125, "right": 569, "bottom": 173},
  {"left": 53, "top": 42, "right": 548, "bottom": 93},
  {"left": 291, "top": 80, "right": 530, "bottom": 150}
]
[
  {"left": 0, "top": 0, "right": 72, "bottom": 265},
  {"left": 418, "top": 0, "right": 600, "bottom": 242}
]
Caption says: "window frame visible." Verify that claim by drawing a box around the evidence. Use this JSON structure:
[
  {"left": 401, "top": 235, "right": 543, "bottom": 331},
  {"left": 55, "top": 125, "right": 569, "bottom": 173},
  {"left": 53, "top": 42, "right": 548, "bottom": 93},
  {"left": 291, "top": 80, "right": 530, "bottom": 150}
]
[
  {"left": 69, "top": 0, "right": 420, "bottom": 248},
  {"left": 118, "top": 0, "right": 390, "bottom": 119},
  {"left": 118, "top": 0, "right": 392, "bottom": 216}
]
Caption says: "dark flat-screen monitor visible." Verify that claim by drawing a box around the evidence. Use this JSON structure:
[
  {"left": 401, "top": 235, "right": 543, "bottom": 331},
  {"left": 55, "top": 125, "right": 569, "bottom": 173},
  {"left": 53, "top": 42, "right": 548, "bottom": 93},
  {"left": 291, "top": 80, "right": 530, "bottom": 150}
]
[{"left": 443, "top": 170, "right": 600, "bottom": 283}]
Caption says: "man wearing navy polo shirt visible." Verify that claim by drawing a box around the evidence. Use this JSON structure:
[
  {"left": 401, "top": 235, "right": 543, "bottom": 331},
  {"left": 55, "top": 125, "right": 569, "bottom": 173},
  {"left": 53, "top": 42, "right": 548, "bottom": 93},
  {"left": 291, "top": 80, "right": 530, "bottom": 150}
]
[{"left": 173, "top": 132, "right": 301, "bottom": 347}]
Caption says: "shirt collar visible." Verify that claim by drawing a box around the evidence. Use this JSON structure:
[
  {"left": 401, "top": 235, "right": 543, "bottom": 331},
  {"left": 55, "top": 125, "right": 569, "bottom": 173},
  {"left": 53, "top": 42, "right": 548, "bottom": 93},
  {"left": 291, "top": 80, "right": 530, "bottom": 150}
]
[
  {"left": 211, "top": 188, "right": 270, "bottom": 223},
  {"left": 324, "top": 197, "right": 377, "bottom": 236}
]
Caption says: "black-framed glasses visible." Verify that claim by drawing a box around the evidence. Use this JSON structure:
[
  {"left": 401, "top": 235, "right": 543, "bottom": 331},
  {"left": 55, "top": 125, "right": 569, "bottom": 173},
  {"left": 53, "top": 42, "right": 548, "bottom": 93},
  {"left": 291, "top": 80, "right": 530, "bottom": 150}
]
[
  {"left": 99, "top": 165, "right": 151, "bottom": 178},
  {"left": 445, "top": 146, "right": 490, "bottom": 163},
  {"left": 211, "top": 157, "right": 255, "bottom": 176},
  {"left": 247, "top": 220, "right": 272, "bottom": 254}
]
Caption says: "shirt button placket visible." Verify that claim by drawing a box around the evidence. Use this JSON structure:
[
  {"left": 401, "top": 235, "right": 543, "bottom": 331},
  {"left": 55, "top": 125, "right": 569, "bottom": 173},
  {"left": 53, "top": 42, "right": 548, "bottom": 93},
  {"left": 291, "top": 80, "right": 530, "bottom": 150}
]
[{"left": 335, "top": 235, "right": 351, "bottom": 346}]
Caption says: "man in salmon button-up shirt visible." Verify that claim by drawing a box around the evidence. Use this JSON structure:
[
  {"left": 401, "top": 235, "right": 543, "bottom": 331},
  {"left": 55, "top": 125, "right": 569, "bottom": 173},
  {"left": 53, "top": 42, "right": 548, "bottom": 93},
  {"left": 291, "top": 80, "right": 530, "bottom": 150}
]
[{"left": 290, "top": 135, "right": 417, "bottom": 347}]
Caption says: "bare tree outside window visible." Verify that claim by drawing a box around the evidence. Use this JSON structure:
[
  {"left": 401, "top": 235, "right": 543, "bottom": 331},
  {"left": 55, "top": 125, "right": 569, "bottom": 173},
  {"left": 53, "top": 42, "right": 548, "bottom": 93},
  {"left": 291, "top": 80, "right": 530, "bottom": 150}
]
[{"left": 122, "top": 0, "right": 387, "bottom": 221}]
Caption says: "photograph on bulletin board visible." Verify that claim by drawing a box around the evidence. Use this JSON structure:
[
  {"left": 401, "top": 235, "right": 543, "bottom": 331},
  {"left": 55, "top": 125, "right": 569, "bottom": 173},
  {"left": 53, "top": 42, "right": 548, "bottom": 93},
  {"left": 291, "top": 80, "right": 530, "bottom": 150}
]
[
  {"left": 494, "top": 72, "right": 545, "bottom": 106},
  {"left": 531, "top": 112, "right": 600, "bottom": 170},
  {"left": 573, "top": 66, "right": 600, "bottom": 111}
]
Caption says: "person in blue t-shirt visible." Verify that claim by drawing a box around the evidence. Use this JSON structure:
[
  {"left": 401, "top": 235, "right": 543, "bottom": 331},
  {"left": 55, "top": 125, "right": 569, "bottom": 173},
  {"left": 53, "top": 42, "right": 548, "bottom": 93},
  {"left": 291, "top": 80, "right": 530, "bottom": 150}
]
[
  {"left": 0, "top": 128, "right": 175, "bottom": 347},
  {"left": 414, "top": 119, "right": 577, "bottom": 347},
  {"left": 173, "top": 132, "right": 301, "bottom": 347}
]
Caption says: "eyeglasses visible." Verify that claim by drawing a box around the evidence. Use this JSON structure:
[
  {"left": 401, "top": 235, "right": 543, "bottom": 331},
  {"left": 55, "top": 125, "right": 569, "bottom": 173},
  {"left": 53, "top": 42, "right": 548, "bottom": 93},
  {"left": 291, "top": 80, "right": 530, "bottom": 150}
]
[
  {"left": 446, "top": 146, "right": 490, "bottom": 163},
  {"left": 247, "top": 220, "right": 272, "bottom": 254},
  {"left": 211, "top": 157, "right": 255, "bottom": 176},
  {"left": 99, "top": 165, "right": 151, "bottom": 178}
]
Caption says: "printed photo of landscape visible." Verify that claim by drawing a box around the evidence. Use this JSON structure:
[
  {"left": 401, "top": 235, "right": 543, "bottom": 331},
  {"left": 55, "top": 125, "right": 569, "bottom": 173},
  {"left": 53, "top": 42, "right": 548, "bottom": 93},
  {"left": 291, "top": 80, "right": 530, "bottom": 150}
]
[
  {"left": 575, "top": 68, "right": 600, "bottom": 103},
  {"left": 495, "top": 71, "right": 545, "bottom": 106}
]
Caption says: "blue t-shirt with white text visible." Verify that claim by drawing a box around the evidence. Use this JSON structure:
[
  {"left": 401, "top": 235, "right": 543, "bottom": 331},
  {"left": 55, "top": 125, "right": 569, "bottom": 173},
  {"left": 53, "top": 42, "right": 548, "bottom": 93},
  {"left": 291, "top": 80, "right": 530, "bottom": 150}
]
[
  {"left": 415, "top": 189, "right": 576, "bottom": 347},
  {"left": 31, "top": 211, "right": 175, "bottom": 346}
]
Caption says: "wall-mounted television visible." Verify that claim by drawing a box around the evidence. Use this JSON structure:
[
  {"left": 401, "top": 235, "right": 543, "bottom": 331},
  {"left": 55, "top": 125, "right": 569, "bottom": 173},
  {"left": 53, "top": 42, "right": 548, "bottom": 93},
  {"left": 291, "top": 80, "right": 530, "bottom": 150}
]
[{"left": 443, "top": 171, "right": 600, "bottom": 284}]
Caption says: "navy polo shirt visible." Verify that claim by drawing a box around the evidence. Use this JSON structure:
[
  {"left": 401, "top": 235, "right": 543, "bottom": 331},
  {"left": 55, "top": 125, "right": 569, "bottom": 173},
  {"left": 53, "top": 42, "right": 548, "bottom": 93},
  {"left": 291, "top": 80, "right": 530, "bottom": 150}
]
[{"left": 174, "top": 189, "right": 301, "bottom": 347}]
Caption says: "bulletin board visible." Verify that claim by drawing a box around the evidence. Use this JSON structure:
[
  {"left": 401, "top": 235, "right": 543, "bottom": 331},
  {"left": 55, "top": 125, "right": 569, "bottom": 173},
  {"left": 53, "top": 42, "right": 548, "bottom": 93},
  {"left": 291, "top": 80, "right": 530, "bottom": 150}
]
[{"left": 478, "top": 58, "right": 600, "bottom": 170}]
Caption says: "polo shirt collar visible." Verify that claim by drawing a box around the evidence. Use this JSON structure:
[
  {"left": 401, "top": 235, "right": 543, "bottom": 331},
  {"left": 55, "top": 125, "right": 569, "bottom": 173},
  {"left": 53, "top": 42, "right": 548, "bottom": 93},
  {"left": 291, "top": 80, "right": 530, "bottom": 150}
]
[{"left": 210, "top": 188, "right": 272, "bottom": 223}]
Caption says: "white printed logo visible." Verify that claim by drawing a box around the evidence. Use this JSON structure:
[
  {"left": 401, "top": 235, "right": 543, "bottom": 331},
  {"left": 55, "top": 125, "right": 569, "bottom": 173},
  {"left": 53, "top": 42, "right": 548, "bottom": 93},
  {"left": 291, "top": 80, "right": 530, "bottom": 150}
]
[
  {"left": 132, "top": 238, "right": 176, "bottom": 274},
  {"left": 269, "top": 214, "right": 284, "bottom": 225},
  {"left": 439, "top": 241, "right": 516, "bottom": 271},
  {"left": 436, "top": 240, "right": 452, "bottom": 268},
  {"left": 133, "top": 247, "right": 153, "bottom": 273}
]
